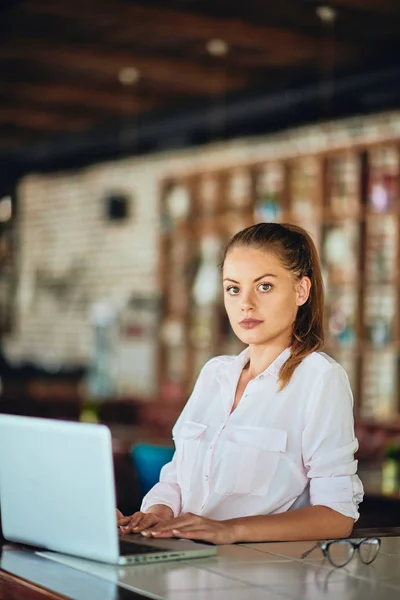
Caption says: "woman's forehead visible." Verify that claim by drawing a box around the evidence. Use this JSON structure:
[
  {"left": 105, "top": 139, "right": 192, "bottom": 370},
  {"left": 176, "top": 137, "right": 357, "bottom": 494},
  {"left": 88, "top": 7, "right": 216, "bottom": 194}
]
[
  {"left": 222, "top": 248, "right": 290, "bottom": 280},
  {"left": 223, "top": 247, "right": 282, "bottom": 268}
]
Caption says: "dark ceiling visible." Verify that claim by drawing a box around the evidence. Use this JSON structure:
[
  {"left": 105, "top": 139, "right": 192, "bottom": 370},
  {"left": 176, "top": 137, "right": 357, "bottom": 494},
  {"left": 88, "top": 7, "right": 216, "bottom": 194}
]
[{"left": 0, "top": 0, "right": 399, "bottom": 161}]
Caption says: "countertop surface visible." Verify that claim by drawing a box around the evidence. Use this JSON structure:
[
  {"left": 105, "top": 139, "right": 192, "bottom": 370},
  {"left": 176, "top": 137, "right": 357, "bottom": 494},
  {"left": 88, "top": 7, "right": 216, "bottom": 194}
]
[{"left": 2, "top": 529, "right": 400, "bottom": 599}]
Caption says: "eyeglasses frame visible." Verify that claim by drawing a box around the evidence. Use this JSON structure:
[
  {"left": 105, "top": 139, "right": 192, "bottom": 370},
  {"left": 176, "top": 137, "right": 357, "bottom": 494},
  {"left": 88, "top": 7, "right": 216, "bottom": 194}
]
[{"left": 301, "top": 537, "right": 381, "bottom": 567}]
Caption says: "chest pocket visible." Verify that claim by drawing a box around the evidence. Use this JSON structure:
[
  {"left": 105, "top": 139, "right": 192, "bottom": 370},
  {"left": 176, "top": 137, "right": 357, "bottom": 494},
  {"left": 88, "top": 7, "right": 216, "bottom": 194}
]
[
  {"left": 214, "top": 425, "right": 287, "bottom": 496},
  {"left": 173, "top": 421, "right": 207, "bottom": 492}
]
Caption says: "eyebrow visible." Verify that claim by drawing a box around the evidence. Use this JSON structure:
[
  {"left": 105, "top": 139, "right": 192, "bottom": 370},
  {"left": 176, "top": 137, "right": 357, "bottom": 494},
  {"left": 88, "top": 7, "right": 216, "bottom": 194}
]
[{"left": 223, "top": 273, "right": 278, "bottom": 284}]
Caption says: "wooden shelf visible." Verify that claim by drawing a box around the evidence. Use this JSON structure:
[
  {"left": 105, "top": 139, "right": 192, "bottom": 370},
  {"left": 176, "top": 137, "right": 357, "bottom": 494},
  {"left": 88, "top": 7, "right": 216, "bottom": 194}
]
[
  {"left": 157, "top": 144, "right": 400, "bottom": 420},
  {"left": 365, "top": 210, "right": 400, "bottom": 218}
]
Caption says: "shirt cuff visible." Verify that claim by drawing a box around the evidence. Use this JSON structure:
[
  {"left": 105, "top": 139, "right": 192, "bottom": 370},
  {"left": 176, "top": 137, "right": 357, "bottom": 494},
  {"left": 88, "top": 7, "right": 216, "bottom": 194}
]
[
  {"left": 309, "top": 474, "right": 364, "bottom": 521},
  {"left": 140, "top": 482, "right": 182, "bottom": 518}
]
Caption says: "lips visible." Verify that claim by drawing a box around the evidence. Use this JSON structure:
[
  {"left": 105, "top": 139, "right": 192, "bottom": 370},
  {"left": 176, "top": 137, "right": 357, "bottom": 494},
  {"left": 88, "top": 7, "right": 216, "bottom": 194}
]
[{"left": 239, "top": 318, "right": 263, "bottom": 330}]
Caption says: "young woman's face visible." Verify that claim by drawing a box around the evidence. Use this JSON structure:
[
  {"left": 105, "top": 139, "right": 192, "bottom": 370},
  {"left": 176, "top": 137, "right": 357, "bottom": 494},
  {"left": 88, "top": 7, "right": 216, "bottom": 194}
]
[{"left": 222, "top": 247, "right": 310, "bottom": 348}]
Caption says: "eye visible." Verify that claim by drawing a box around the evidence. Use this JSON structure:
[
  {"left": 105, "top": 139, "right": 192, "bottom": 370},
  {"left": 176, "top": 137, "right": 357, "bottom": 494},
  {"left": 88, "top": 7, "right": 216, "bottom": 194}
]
[
  {"left": 258, "top": 283, "right": 273, "bottom": 292},
  {"left": 226, "top": 285, "right": 240, "bottom": 295}
]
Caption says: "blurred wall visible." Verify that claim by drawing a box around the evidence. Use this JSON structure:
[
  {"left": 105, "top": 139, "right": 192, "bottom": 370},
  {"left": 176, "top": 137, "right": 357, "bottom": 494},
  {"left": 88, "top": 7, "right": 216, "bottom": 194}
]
[{"left": 3, "top": 109, "right": 400, "bottom": 399}]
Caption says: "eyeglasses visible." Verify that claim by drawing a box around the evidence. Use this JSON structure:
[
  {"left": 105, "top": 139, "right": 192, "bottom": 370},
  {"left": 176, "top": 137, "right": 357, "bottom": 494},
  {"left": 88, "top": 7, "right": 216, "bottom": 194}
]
[{"left": 301, "top": 538, "right": 381, "bottom": 568}]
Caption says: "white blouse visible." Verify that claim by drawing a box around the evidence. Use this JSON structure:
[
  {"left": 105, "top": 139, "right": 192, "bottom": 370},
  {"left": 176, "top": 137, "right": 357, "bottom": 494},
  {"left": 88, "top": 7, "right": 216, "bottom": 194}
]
[{"left": 141, "top": 347, "right": 364, "bottom": 522}]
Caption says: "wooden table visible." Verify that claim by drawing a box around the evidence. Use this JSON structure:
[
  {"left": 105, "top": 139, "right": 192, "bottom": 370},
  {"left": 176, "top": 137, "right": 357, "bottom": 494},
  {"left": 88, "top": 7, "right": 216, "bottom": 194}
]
[{"left": 2, "top": 528, "right": 400, "bottom": 600}]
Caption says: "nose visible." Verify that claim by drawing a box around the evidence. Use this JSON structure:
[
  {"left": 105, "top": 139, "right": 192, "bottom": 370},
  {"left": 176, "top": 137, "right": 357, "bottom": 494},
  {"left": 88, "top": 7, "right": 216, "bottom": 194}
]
[{"left": 240, "top": 289, "right": 255, "bottom": 312}]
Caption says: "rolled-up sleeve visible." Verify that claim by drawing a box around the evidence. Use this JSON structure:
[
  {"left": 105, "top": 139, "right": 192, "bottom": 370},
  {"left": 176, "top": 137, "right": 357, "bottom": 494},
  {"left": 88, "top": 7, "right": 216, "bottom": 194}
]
[
  {"left": 302, "top": 364, "right": 364, "bottom": 521},
  {"left": 140, "top": 454, "right": 182, "bottom": 517},
  {"left": 140, "top": 359, "right": 215, "bottom": 517}
]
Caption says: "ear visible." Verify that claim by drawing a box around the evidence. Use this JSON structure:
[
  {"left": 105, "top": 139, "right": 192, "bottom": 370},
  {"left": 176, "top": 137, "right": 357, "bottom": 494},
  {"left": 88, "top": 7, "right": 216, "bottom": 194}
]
[{"left": 295, "top": 277, "right": 311, "bottom": 307}]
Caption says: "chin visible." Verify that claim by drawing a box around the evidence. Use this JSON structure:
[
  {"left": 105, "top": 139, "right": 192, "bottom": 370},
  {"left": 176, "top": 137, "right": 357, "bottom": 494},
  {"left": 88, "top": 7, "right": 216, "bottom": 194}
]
[{"left": 234, "top": 329, "right": 267, "bottom": 345}]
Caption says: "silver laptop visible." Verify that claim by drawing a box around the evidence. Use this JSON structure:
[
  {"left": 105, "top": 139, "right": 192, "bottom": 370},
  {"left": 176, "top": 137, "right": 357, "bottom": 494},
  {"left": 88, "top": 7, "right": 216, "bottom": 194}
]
[{"left": 0, "top": 414, "right": 216, "bottom": 565}]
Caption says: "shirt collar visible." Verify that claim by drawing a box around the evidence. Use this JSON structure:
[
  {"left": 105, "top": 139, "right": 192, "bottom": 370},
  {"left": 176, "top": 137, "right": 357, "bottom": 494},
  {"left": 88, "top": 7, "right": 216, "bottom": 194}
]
[{"left": 234, "top": 346, "right": 291, "bottom": 379}]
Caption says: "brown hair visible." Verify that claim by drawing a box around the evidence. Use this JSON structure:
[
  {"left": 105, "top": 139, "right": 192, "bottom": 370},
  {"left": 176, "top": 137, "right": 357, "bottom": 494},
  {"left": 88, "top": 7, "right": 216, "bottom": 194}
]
[{"left": 221, "top": 222, "right": 324, "bottom": 389}]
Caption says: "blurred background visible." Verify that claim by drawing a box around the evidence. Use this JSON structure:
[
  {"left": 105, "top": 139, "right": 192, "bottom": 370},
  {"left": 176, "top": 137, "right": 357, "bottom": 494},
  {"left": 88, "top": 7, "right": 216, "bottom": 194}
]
[{"left": 1, "top": 0, "right": 400, "bottom": 522}]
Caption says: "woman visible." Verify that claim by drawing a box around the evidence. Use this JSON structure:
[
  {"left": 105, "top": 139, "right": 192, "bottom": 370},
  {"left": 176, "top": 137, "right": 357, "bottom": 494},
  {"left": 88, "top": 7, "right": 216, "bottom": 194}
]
[{"left": 118, "top": 222, "right": 363, "bottom": 544}]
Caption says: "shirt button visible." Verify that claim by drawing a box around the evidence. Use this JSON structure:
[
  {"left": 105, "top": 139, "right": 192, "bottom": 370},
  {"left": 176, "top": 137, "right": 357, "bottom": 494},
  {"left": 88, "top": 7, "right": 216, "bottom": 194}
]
[
  {"left": 204, "top": 474, "right": 209, "bottom": 481},
  {"left": 259, "top": 374, "right": 264, "bottom": 379}
]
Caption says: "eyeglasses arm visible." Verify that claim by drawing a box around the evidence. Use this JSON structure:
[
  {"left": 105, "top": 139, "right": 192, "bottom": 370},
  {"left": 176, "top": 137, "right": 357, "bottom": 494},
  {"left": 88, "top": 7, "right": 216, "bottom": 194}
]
[{"left": 301, "top": 543, "right": 319, "bottom": 559}]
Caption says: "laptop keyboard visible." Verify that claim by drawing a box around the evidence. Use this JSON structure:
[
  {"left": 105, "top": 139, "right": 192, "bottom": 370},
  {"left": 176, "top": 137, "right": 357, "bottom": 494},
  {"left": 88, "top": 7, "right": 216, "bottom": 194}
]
[{"left": 119, "top": 540, "right": 171, "bottom": 556}]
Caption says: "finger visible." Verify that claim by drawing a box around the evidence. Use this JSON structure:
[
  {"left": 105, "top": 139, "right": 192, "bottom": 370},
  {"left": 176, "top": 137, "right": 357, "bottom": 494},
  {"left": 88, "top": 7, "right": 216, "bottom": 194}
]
[
  {"left": 128, "top": 512, "right": 149, "bottom": 529},
  {"left": 141, "top": 518, "right": 182, "bottom": 537},
  {"left": 147, "top": 515, "right": 200, "bottom": 534},
  {"left": 119, "top": 512, "right": 143, "bottom": 528},
  {"left": 171, "top": 528, "right": 215, "bottom": 543},
  {"left": 120, "top": 512, "right": 148, "bottom": 533},
  {"left": 142, "top": 524, "right": 179, "bottom": 536},
  {"left": 141, "top": 529, "right": 176, "bottom": 539},
  {"left": 168, "top": 523, "right": 209, "bottom": 533},
  {"left": 149, "top": 523, "right": 197, "bottom": 536},
  {"left": 147, "top": 522, "right": 208, "bottom": 538},
  {"left": 131, "top": 514, "right": 161, "bottom": 533}
]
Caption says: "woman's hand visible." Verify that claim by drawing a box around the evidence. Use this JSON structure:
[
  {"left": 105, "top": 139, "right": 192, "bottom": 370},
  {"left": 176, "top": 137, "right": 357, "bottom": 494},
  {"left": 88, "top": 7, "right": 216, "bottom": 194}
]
[
  {"left": 117, "top": 504, "right": 174, "bottom": 534},
  {"left": 141, "top": 512, "right": 238, "bottom": 545}
]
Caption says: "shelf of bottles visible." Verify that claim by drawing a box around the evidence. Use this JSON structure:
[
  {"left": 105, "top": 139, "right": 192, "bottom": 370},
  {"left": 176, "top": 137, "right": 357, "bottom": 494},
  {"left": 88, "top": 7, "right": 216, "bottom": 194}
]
[
  {"left": 361, "top": 146, "right": 400, "bottom": 419},
  {"left": 0, "top": 197, "right": 15, "bottom": 334},
  {"left": 214, "top": 168, "right": 253, "bottom": 363},
  {"left": 288, "top": 157, "right": 322, "bottom": 250},
  {"left": 159, "top": 144, "right": 400, "bottom": 418},
  {"left": 254, "top": 162, "right": 285, "bottom": 224},
  {"left": 321, "top": 153, "right": 362, "bottom": 394},
  {"left": 188, "top": 172, "right": 224, "bottom": 390},
  {"left": 158, "top": 179, "right": 194, "bottom": 397},
  {"left": 159, "top": 170, "right": 254, "bottom": 395}
]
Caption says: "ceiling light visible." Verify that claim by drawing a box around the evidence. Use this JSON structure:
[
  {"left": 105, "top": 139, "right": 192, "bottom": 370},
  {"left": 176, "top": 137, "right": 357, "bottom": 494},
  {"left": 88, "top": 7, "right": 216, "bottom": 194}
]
[
  {"left": 0, "top": 196, "right": 12, "bottom": 222},
  {"left": 118, "top": 67, "right": 141, "bottom": 86},
  {"left": 206, "top": 38, "right": 229, "bottom": 57},
  {"left": 316, "top": 5, "right": 337, "bottom": 24}
]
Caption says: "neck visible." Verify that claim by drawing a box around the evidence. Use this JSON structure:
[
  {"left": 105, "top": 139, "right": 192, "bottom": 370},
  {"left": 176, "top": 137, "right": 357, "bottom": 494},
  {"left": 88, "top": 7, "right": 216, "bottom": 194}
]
[{"left": 244, "top": 341, "right": 290, "bottom": 379}]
